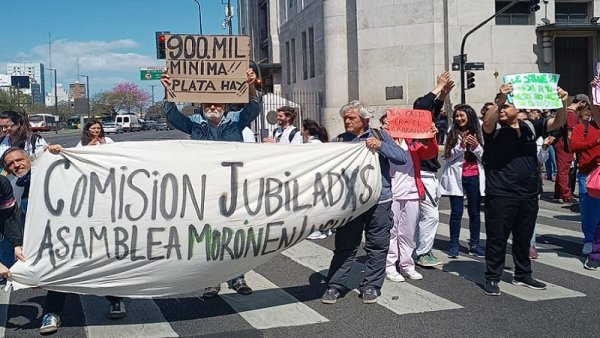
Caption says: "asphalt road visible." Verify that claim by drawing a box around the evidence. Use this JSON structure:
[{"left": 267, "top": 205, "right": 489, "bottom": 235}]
[{"left": 0, "top": 131, "right": 596, "bottom": 337}]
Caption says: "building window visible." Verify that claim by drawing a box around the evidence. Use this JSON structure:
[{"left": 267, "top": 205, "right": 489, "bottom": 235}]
[
  {"left": 308, "top": 27, "right": 315, "bottom": 78},
  {"left": 291, "top": 38, "right": 297, "bottom": 83},
  {"left": 286, "top": 41, "right": 291, "bottom": 85},
  {"left": 495, "top": 1, "right": 534, "bottom": 25},
  {"left": 556, "top": 2, "right": 589, "bottom": 24},
  {"left": 302, "top": 31, "right": 308, "bottom": 80}
]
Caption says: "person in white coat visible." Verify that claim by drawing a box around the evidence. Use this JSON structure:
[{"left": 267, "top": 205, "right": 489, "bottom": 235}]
[{"left": 439, "top": 104, "right": 486, "bottom": 258}]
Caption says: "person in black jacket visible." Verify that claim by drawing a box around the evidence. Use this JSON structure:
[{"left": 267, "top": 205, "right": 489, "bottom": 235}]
[
  {"left": 413, "top": 71, "right": 454, "bottom": 267},
  {"left": 0, "top": 174, "right": 24, "bottom": 279}
]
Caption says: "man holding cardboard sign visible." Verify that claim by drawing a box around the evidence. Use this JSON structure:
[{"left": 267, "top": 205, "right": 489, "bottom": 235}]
[{"left": 160, "top": 35, "right": 260, "bottom": 297}]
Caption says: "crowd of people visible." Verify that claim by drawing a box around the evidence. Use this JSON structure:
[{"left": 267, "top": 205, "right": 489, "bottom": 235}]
[{"left": 0, "top": 69, "right": 599, "bottom": 333}]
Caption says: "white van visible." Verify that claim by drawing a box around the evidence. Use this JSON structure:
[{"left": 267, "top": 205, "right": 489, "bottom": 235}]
[{"left": 115, "top": 114, "right": 141, "bottom": 132}]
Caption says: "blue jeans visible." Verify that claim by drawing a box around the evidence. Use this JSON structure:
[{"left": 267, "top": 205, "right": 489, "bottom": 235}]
[
  {"left": 545, "top": 146, "right": 556, "bottom": 179},
  {"left": 578, "top": 173, "right": 600, "bottom": 243},
  {"left": 0, "top": 238, "right": 14, "bottom": 268},
  {"left": 449, "top": 176, "right": 481, "bottom": 247}
]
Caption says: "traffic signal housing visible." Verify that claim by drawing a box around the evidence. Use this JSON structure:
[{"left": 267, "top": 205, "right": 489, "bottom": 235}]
[
  {"left": 529, "top": 0, "right": 541, "bottom": 12},
  {"left": 466, "top": 71, "right": 476, "bottom": 89},
  {"left": 155, "top": 31, "right": 170, "bottom": 59}
]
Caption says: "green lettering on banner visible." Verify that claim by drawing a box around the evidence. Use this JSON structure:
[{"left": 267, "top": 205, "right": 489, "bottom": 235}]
[{"left": 502, "top": 72, "right": 562, "bottom": 109}]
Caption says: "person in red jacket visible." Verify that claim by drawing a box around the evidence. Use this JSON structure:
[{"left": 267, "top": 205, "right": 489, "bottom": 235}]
[
  {"left": 570, "top": 76, "right": 600, "bottom": 268},
  {"left": 382, "top": 112, "right": 439, "bottom": 282}
]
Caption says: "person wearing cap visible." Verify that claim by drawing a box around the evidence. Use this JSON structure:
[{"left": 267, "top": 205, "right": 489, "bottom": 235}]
[
  {"left": 553, "top": 94, "right": 589, "bottom": 207},
  {"left": 321, "top": 100, "right": 407, "bottom": 305}
]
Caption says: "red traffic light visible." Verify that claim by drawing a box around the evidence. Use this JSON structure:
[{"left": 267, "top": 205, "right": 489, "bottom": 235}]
[{"left": 158, "top": 35, "right": 166, "bottom": 42}]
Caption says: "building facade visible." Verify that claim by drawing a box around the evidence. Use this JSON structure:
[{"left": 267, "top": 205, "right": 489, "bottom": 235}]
[
  {"left": 242, "top": 0, "right": 600, "bottom": 136},
  {"left": 6, "top": 63, "right": 45, "bottom": 105},
  {"left": 45, "top": 83, "right": 69, "bottom": 106}
]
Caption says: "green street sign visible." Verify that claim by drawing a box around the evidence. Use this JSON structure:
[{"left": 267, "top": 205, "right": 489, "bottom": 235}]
[{"left": 140, "top": 67, "right": 163, "bottom": 81}]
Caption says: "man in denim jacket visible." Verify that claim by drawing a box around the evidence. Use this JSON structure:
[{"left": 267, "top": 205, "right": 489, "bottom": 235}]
[
  {"left": 321, "top": 100, "right": 407, "bottom": 305},
  {"left": 161, "top": 69, "right": 261, "bottom": 142},
  {"left": 160, "top": 69, "right": 260, "bottom": 297}
]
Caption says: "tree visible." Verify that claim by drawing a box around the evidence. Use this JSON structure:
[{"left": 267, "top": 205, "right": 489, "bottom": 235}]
[
  {"left": 95, "top": 82, "right": 150, "bottom": 115},
  {"left": 0, "top": 89, "right": 33, "bottom": 112},
  {"left": 94, "top": 82, "right": 151, "bottom": 116}
]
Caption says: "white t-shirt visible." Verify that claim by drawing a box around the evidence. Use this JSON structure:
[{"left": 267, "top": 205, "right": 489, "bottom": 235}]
[
  {"left": 273, "top": 126, "right": 302, "bottom": 144},
  {"left": 389, "top": 140, "right": 419, "bottom": 200},
  {"left": 242, "top": 127, "right": 256, "bottom": 143},
  {"left": 75, "top": 137, "right": 114, "bottom": 147}
]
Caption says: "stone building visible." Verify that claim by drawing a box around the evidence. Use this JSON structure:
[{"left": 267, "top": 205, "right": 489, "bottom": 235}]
[{"left": 240, "top": 0, "right": 600, "bottom": 136}]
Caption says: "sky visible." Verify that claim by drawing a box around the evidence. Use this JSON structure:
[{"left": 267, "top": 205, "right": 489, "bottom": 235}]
[{"left": 0, "top": 0, "right": 239, "bottom": 99}]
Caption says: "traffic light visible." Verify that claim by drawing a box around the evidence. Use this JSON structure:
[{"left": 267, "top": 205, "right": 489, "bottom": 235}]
[
  {"left": 155, "top": 31, "right": 170, "bottom": 59},
  {"left": 466, "top": 71, "right": 475, "bottom": 89},
  {"left": 529, "top": 0, "right": 541, "bottom": 12}
]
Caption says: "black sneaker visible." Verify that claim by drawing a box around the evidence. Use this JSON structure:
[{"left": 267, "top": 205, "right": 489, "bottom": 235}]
[
  {"left": 512, "top": 276, "right": 547, "bottom": 290},
  {"left": 232, "top": 281, "right": 253, "bottom": 295},
  {"left": 483, "top": 280, "right": 501, "bottom": 296},
  {"left": 108, "top": 300, "right": 126, "bottom": 319},
  {"left": 361, "top": 287, "right": 378, "bottom": 304},
  {"left": 321, "top": 287, "right": 340, "bottom": 304},
  {"left": 584, "top": 257, "right": 600, "bottom": 270}
]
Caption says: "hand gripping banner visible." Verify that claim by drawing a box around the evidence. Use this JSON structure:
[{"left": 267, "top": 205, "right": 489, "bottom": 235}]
[{"left": 9, "top": 140, "right": 381, "bottom": 297}]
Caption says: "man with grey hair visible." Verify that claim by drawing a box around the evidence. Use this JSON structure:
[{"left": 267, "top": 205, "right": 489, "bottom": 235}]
[{"left": 321, "top": 100, "right": 407, "bottom": 305}]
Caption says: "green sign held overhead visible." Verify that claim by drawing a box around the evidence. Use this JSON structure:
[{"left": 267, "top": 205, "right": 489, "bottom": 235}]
[
  {"left": 140, "top": 67, "right": 163, "bottom": 81},
  {"left": 502, "top": 73, "right": 562, "bottom": 109}
]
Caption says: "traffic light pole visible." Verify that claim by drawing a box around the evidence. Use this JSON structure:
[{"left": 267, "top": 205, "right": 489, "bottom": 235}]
[{"left": 460, "top": 0, "right": 521, "bottom": 103}]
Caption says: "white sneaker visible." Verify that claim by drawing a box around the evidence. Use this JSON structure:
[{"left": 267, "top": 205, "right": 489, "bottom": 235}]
[
  {"left": 386, "top": 271, "right": 405, "bottom": 282},
  {"left": 307, "top": 231, "right": 326, "bottom": 240},
  {"left": 583, "top": 242, "right": 593, "bottom": 255},
  {"left": 401, "top": 269, "right": 423, "bottom": 280}
]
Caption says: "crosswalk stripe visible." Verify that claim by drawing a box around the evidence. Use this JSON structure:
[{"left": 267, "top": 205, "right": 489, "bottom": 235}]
[
  {"left": 219, "top": 270, "right": 329, "bottom": 329},
  {"left": 433, "top": 226, "right": 586, "bottom": 301},
  {"left": 437, "top": 211, "right": 600, "bottom": 281},
  {"left": 0, "top": 286, "right": 10, "bottom": 338},
  {"left": 431, "top": 248, "right": 585, "bottom": 301},
  {"left": 80, "top": 296, "right": 178, "bottom": 338},
  {"left": 535, "top": 208, "right": 579, "bottom": 223},
  {"left": 282, "top": 240, "right": 463, "bottom": 315},
  {"left": 438, "top": 210, "right": 583, "bottom": 244}
]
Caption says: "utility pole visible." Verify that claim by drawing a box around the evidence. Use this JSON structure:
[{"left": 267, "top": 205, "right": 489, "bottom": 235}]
[
  {"left": 460, "top": 0, "right": 521, "bottom": 103},
  {"left": 47, "top": 68, "right": 58, "bottom": 117},
  {"left": 192, "top": 0, "right": 203, "bottom": 34},
  {"left": 149, "top": 85, "right": 158, "bottom": 105}
]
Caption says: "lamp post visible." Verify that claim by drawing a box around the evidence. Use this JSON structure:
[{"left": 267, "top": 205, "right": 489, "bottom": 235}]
[
  {"left": 79, "top": 75, "right": 90, "bottom": 118},
  {"left": 46, "top": 68, "right": 58, "bottom": 117},
  {"left": 192, "top": 0, "right": 203, "bottom": 34},
  {"left": 149, "top": 84, "right": 158, "bottom": 105}
]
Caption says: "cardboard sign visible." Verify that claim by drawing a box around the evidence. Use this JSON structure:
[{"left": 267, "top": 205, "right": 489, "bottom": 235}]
[
  {"left": 165, "top": 35, "right": 250, "bottom": 104},
  {"left": 9, "top": 140, "right": 382, "bottom": 297},
  {"left": 386, "top": 108, "right": 433, "bottom": 139},
  {"left": 502, "top": 73, "right": 562, "bottom": 109}
]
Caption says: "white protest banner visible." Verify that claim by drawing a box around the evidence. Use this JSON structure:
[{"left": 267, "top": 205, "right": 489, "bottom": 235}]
[
  {"left": 502, "top": 73, "right": 562, "bottom": 109},
  {"left": 165, "top": 34, "right": 250, "bottom": 104},
  {"left": 9, "top": 140, "right": 381, "bottom": 297}
]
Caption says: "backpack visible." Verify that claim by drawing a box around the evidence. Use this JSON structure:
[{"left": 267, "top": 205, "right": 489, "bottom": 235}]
[
  {"left": 0, "top": 133, "right": 42, "bottom": 155},
  {"left": 273, "top": 127, "right": 299, "bottom": 143}
]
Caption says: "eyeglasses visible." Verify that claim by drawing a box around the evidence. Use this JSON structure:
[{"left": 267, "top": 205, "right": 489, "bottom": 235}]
[{"left": 0, "top": 124, "right": 15, "bottom": 130}]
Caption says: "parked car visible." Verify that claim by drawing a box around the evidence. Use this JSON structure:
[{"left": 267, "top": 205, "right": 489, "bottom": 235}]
[
  {"left": 115, "top": 114, "right": 142, "bottom": 132},
  {"left": 103, "top": 122, "right": 123, "bottom": 134},
  {"left": 146, "top": 120, "right": 157, "bottom": 130},
  {"left": 156, "top": 122, "right": 169, "bottom": 131}
]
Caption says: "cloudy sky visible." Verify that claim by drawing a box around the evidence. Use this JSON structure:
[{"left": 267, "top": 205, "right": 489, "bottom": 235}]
[{"left": 1, "top": 0, "right": 239, "bottom": 96}]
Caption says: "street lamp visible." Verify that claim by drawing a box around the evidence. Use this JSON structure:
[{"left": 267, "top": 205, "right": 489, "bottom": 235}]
[
  {"left": 149, "top": 84, "right": 159, "bottom": 105},
  {"left": 46, "top": 68, "right": 58, "bottom": 117},
  {"left": 192, "top": 0, "right": 203, "bottom": 34},
  {"left": 79, "top": 75, "right": 90, "bottom": 118}
]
